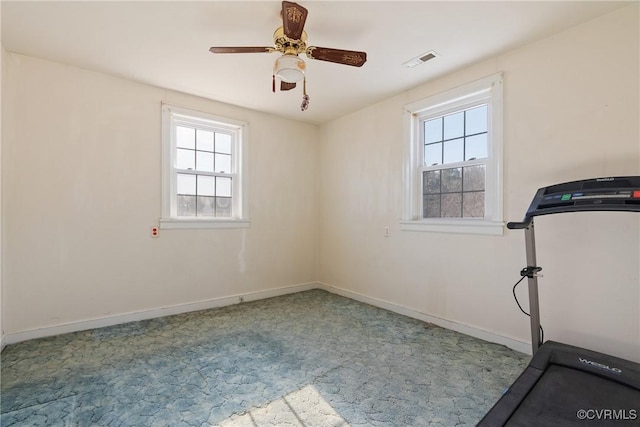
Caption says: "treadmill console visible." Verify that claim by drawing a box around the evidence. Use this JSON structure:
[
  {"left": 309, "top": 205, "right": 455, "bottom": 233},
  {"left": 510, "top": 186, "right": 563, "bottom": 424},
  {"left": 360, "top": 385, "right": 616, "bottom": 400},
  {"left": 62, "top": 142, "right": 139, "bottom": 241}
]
[{"left": 508, "top": 176, "right": 640, "bottom": 229}]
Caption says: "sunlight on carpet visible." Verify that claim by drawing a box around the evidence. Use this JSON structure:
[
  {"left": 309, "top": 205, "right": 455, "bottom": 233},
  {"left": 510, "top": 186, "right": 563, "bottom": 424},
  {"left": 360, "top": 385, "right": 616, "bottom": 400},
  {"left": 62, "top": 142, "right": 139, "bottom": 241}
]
[{"left": 215, "top": 385, "right": 349, "bottom": 427}]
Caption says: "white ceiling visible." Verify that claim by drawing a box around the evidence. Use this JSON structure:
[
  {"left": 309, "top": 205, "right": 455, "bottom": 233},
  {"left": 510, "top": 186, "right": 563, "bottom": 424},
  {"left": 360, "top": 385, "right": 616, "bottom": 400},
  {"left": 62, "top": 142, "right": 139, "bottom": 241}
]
[{"left": 1, "top": 1, "right": 631, "bottom": 125}]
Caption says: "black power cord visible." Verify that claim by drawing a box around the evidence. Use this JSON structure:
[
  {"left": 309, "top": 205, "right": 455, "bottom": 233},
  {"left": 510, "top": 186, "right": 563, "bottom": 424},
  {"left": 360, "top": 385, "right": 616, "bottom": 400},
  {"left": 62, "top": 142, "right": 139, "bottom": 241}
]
[{"left": 512, "top": 267, "right": 544, "bottom": 344}]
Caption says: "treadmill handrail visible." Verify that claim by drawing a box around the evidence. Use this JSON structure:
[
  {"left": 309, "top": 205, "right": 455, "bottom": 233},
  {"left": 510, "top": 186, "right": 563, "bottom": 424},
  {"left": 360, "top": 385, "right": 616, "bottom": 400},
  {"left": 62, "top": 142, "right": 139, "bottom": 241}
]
[{"left": 507, "top": 219, "right": 532, "bottom": 229}]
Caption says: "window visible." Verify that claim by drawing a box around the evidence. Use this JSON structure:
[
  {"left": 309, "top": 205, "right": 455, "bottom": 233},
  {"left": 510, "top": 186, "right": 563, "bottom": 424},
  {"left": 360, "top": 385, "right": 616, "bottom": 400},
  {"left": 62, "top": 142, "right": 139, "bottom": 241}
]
[
  {"left": 422, "top": 105, "right": 488, "bottom": 218},
  {"left": 401, "top": 73, "right": 503, "bottom": 235},
  {"left": 160, "top": 104, "right": 249, "bottom": 229}
]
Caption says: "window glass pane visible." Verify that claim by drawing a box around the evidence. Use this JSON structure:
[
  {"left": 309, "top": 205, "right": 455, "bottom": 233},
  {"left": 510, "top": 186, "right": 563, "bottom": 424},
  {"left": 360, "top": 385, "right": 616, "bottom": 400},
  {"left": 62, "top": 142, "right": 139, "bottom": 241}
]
[
  {"left": 463, "top": 165, "right": 485, "bottom": 191},
  {"left": 215, "top": 154, "right": 232, "bottom": 173},
  {"left": 465, "top": 105, "right": 487, "bottom": 135},
  {"left": 166, "top": 106, "right": 243, "bottom": 222},
  {"left": 424, "top": 118, "right": 442, "bottom": 144},
  {"left": 176, "top": 149, "right": 195, "bottom": 170},
  {"left": 216, "top": 177, "right": 232, "bottom": 197},
  {"left": 441, "top": 193, "right": 462, "bottom": 217},
  {"left": 423, "top": 170, "right": 441, "bottom": 194},
  {"left": 216, "top": 197, "right": 232, "bottom": 217},
  {"left": 443, "top": 138, "right": 464, "bottom": 164},
  {"left": 463, "top": 192, "right": 484, "bottom": 218},
  {"left": 216, "top": 133, "right": 232, "bottom": 154},
  {"left": 465, "top": 134, "right": 487, "bottom": 160},
  {"left": 443, "top": 111, "right": 464, "bottom": 140},
  {"left": 196, "top": 130, "right": 214, "bottom": 152},
  {"left": 423, "top": 195, "right": 440, "bottom": 218},
  {"left": 442, "top": 167, "right": 462, "bottom": 193},
  {"left": 177, "top": 195, "right": 196, "bottom": 216},
  {"left": 424, "top": 143, "right": 442, "bottom": 166},
  {"left": 196, "top": 151, "right": 214, "bottom": 172},
  {"left": 197, "top": 175, "right": 215, "bottom": 196},
  {"left": 177, "top": 173, "right": 196, "bottom": 195},
  {"left": 176, "top": 126, "right": 195, "bottom": 149},
  {"left": 196, "top": 196, "right": 215, "bottom": 216}
]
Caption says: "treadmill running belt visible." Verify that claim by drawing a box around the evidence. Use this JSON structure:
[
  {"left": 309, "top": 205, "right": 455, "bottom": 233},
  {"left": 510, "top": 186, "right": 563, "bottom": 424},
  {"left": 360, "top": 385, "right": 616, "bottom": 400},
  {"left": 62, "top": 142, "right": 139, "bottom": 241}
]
[{"left": 506, "top": 364, "right": 640, "bottom": 426}]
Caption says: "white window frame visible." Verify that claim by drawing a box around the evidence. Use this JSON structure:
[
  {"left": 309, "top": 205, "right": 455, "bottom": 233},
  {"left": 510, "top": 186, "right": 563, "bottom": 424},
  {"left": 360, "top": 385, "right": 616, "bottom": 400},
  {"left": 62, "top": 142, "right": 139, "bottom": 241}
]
[
  {"left": 160, "top": 104, "right": 250, "bottom": 229},
  {"left": 400, "top": 73, "right": 504, "bottom": 235}
]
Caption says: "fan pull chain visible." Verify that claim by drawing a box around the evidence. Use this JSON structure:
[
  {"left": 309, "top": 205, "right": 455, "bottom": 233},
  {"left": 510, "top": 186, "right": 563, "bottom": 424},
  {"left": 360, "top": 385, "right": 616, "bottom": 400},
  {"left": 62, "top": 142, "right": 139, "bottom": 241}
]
[
  {"left": 272, "top": 74, "right": 276, "bottom": 93},
  {"left": 301, "top": 77, "right": 309, "bottom": 111}
]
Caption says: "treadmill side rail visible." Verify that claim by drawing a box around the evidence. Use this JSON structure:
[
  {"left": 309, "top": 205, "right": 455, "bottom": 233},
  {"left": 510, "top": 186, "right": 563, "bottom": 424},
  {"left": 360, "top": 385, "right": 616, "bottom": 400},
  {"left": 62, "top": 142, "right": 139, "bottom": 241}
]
[{"left": 476, "top": 366, "right": 544, "bottom": 426}]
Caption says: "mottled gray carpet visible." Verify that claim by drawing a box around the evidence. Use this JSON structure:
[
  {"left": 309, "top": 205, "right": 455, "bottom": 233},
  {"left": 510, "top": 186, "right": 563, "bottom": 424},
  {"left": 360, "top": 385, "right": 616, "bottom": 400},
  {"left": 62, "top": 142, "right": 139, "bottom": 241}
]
[{"left": 0, "top": 289, "right": 529, "bottom": 426}]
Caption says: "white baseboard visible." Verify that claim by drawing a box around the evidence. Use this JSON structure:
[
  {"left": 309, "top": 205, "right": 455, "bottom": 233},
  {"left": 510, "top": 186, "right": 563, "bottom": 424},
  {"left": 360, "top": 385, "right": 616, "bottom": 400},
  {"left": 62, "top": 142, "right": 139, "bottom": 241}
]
[
  {"left": 316, "top": 282, "right": 532, "bottom": 355},
  {"left": 4, "top": 281, "right": 530, "bottom": 356},
  {"left": 3, "top": 282, "right": 318, "bottom": 346}
]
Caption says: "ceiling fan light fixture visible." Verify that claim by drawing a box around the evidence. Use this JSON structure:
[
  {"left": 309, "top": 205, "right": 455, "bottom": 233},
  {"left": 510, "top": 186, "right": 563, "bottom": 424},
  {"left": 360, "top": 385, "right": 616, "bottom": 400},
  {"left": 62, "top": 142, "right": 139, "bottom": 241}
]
[{"left": 275, "top": 54, "right": 306, "bottom": 83}]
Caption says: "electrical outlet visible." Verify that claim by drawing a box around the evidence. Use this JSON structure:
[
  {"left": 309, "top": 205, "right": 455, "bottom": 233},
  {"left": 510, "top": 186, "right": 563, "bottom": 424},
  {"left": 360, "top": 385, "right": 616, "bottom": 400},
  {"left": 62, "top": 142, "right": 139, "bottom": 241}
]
[
  {"left": 384, "top": 225, "right": 390, "bottom": 237},
  {"left": 151, "top": 226, "right": 159, "bottom": 238}
]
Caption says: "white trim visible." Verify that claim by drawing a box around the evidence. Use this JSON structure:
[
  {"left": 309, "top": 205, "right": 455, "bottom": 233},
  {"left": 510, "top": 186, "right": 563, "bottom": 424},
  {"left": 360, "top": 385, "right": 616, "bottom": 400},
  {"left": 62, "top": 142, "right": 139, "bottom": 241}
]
[
  {"left": 237, "top": 121, "right": 250, "bottom": 221},
  {"left": 402, "top": 73, "right": 504, "bottom": 235},
  {"left": 159, "top": 218, "right": 250, "bottom": 230},
  {"left": 0, "top": 335, "right": 6, "bottom": 353},
  {"left": 316, "top": 282, "right": 531, "bottom": 355},
  {"left": 3, "top": 281, "right": 529, "bottom": 356},
  {"left": 404, "top": 73, "right": 500, "bottom": 115},
  {"left": 400, "top": 219, "right": 504, "bottom": 235},
  {"left": 3, "top": 282, "right": 317, "bottom": 346}
]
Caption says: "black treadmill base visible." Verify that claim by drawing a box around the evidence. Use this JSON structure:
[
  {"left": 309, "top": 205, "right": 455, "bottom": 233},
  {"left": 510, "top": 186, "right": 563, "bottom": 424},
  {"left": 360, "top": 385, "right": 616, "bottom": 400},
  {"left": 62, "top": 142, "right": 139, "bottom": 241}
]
[{"left": 477, "top": 341, "right": 640, "bottom": 426}]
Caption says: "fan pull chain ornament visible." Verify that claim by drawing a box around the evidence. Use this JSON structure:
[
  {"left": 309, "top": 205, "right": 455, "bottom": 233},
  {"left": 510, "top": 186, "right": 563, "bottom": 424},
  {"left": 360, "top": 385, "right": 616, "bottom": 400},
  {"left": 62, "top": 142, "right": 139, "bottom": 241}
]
[
  {"left": 301, "top": 78, "right": 309, "bottom": 111},
  {"left": 209, "top": 1, "right": 366, "bottom": 112}
]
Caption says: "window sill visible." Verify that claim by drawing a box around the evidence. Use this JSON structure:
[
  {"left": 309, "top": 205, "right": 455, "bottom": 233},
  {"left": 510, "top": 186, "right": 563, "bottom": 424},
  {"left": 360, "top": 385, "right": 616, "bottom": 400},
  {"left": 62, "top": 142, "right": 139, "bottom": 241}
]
[
  {"left": 400, "top": 219, "right": 504, "bottom": 236},
  {"left": 159, "top": 218, "right": 251, "bottom": 230}
]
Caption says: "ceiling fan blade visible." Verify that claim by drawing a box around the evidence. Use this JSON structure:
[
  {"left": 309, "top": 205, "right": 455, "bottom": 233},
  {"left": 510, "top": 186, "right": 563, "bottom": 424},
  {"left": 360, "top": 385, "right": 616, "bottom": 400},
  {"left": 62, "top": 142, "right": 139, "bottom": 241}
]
[
  {"left": 209, "top": 46, "right": 273, "bottom": 54},
  {"left": 280, "top": 81, "right": 297, "bottom": 91},
  {"left": 282, "top": 1, "right": 308, "bottom": 40},
  {"left": 306, "top": 47, "right": 367, "bottom": 67}
]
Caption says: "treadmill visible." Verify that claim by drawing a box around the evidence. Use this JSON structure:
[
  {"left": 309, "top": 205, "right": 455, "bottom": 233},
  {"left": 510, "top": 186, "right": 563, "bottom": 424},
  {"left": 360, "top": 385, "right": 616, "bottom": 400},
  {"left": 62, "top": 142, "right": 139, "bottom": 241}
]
[{"left": 477, "top": 176, "right": 640, "bottom": 426}]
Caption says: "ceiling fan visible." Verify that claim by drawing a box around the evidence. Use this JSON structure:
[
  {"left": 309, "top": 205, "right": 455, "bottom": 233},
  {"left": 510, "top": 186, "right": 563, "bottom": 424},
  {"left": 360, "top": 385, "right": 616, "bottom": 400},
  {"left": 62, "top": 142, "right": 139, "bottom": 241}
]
[{"left": 209, "top": 1, "right": 367, "bottom": 111}]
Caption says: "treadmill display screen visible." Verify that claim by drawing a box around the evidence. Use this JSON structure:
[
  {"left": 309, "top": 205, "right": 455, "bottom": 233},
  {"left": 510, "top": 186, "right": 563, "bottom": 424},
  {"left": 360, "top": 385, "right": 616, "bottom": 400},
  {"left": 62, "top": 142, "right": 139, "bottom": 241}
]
[{"left": 525, "top": 176, "right": 640, "bottom": 219}]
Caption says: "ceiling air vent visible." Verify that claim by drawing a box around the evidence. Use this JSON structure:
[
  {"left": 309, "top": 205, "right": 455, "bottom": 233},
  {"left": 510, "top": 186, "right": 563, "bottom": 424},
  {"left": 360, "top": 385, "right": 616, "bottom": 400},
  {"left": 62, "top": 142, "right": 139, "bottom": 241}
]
[{"left": 402, "top": 50, "right": 439, "bottom": 68}]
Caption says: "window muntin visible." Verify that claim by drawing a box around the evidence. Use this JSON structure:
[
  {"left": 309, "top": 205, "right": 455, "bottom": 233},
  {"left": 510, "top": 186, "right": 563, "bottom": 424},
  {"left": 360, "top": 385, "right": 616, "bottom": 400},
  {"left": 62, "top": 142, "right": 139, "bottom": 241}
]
[
  {"left": 422, "top": 164, "right": 486, "bottom": 217},
  {"left": 423, "top": 104, "right": 488, "bottom": 166},
  {"left": 161, "top": 104, "right": 249, "bottom": 229}
]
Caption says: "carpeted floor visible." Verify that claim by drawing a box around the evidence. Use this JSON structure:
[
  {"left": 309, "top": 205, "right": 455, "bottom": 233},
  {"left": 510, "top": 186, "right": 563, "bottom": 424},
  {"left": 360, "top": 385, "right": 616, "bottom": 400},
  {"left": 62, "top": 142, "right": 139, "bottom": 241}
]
[{"left": 0, "top": 289, "right": 529, "bottom": 426}]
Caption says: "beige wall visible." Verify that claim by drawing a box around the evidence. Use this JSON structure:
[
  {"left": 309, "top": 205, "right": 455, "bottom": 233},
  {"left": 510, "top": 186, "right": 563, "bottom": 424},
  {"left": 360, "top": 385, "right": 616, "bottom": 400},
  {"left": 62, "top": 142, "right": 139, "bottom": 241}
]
[
  {"left": 0, "top": 6, "right": 4, "bottom": 349},
  {"left": 319, "top": 5, "right": 640, "bottom": 362},
  {"left": 2, "top": 5, "right": 639, "bottom": 362},
  {"left": 2, "top": 54, "right": 319, "bottom": 335}
]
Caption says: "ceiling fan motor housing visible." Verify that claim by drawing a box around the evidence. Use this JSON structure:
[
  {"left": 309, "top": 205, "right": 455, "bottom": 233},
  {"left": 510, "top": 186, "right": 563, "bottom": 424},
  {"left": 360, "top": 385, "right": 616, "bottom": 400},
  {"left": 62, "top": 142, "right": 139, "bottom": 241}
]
[{"left": 273, "top": 27, "right": 308, "bottom": 55}]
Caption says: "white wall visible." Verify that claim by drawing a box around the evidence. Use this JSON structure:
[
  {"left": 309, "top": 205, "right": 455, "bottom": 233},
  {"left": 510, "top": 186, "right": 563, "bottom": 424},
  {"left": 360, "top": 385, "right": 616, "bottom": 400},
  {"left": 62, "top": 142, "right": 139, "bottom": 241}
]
[
  {"left": 2, "top": 4, "right": 639, "bottom": 364},
  {"left": 2, "top": 54, "right": 319, "bottom": 337},
  {"left": 319, "top": 5, "right": 640, "bottom": 362},
  {"left": 0, "top": 5, "right": 4, "bottom": 351}
]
